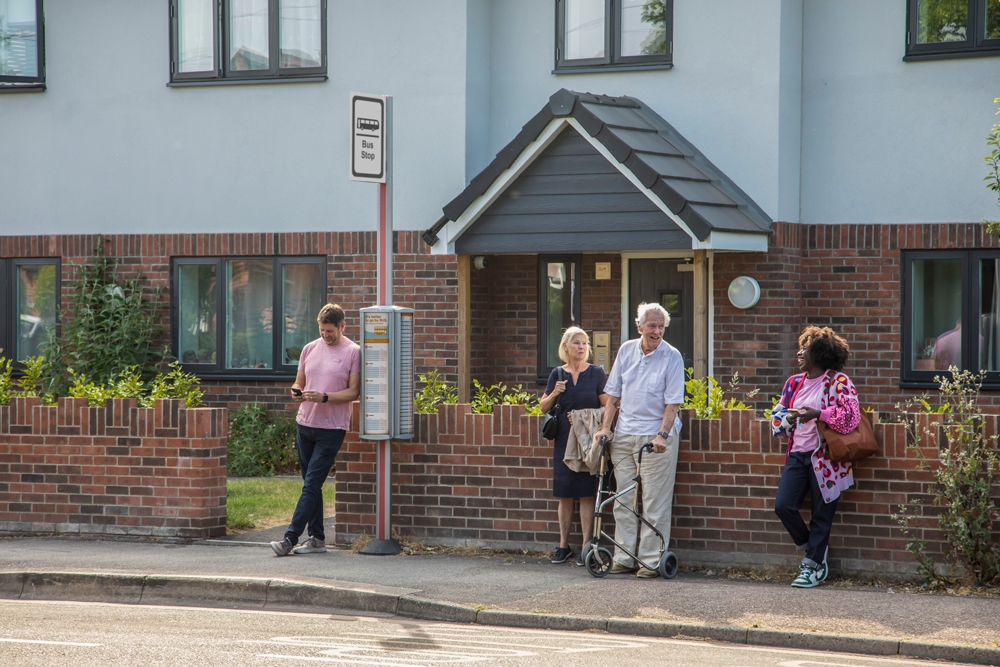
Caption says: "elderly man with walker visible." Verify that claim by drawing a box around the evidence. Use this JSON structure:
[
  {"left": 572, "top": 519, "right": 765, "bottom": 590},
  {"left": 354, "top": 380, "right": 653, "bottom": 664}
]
[{"left": 595, "top": 302, "right": 685, "bottom": 579}]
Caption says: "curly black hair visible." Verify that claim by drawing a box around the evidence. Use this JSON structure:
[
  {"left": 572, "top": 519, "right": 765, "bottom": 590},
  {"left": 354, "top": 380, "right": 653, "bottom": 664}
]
[{"left": 798, "top": 326, "right": 850, "bottom": 372}]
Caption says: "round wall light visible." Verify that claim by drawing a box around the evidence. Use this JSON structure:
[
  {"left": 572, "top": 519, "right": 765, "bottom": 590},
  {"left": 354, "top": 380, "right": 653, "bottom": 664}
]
[{"left": 728, "top": 276, "right": 760, "bottom": 309}]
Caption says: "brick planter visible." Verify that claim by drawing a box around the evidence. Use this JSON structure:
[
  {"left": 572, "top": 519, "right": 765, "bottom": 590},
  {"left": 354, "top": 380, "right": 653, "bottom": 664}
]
[
  {"left": 336, "top": 405, "right": 1000, "bottom": 576},
  {"left": 0, "top": 397, "right": 228, "bottom": 539}
]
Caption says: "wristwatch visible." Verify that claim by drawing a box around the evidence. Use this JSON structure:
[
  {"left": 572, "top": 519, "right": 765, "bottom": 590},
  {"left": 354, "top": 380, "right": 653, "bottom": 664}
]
[
  {"left": 322, "top": 393, "right": 329, "bottom": 403},
  {"left": 657, "top": 430, "right": 671, "bottom": 439}
]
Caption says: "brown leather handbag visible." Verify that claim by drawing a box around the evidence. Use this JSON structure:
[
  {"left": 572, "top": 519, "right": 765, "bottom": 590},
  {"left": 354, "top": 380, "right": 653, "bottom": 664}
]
[{"left": 818, "top": 409, "right": 879, "bottom": 463}]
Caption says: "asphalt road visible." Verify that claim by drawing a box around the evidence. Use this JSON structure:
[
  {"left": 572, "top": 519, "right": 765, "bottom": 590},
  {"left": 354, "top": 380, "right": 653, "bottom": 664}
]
[{"left": 0, "top": 600, "right": 982, "bottom": 667}]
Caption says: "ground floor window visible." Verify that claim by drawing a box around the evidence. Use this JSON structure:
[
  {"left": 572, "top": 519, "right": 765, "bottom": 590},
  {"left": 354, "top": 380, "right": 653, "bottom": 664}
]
[
  {"left": 537, "top": 255, "right": 581, "bottom": 382},
  {"left": 0, "top": 258, "right": 59, "bottom": 364},
  {"left": 902, "top": 249, "right": 1000, "bottom": 386},
  {"left": 172, "top": 256, "right": 325, "bottom": 377}
]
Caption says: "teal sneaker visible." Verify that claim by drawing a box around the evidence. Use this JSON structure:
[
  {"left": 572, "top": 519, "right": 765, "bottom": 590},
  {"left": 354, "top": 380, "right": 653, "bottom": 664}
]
[
  {"left": 791, "top": 563, "right": 820, "bottom": 588},
  {"left": 816, "top": 548, "right": 829, "bottom": 582}
]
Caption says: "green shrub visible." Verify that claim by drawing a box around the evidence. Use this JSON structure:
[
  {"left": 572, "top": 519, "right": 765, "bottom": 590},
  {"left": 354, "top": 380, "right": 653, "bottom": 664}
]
[
  {"left": 470, "top": 379, "right": 543, "bottom": 415},
  {"left": 41, "top": 239, "right": 166, "bottom": 397},
  {"left": 228, "top": 404, "right": 299, "bottom": 477},
  {"left": 681, "top": 369, "right": 757, "bottom": 419},
  {"left": 64, "top": 362, "right": 204, "bottom": 408},
  {"left": 415, "top": 369, "right": 458, "bottom": 413},
  {"left": 893, "top": 368, "right": 1000, "bottom": 587}
]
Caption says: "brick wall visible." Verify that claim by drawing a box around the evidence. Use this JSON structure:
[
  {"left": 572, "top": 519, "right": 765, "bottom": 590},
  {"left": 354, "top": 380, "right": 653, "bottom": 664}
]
[
  {"left": 336, "top": 404, "right": 1000, "bottom": 575},
  {"left": 0, "top": 397, "right": 227, "bottom": 538},
  {"left": 0, "top": 232, "right": 459, "bottom": 415},
  {"left": 713, "top": 222, "right": 1000, "bottom": 414}
]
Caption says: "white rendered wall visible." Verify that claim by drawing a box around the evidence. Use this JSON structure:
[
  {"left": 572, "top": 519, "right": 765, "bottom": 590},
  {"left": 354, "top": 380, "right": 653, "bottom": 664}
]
[
  {"left": 800, "top": 0, "right": 1000, "bottom": 225},
  {"left": 487, "top": 0, "right": 804, "bottom": 223},
  {"left": 0, "top": 0, "right": 470, "bottom": 235}
]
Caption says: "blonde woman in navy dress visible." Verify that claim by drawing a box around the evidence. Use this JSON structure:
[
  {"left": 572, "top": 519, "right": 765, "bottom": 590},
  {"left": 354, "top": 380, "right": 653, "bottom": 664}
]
[{"left": 539, "top": 327, "right": 611, "bottom": 566}]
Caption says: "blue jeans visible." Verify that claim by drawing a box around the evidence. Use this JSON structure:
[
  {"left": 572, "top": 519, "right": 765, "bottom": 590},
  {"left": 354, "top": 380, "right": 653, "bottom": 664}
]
[
  {"left": 774, "top": 450, "right": 838, "bottom": 565},
  {"left": 284, "top": 424, "right": 345, "bottom": 544}
]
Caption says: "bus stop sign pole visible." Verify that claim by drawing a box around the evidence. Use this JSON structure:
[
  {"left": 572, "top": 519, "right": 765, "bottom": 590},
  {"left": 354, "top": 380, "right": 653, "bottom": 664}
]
[{"left": 351, "top": 93, "right": 400, "bottom": 555}]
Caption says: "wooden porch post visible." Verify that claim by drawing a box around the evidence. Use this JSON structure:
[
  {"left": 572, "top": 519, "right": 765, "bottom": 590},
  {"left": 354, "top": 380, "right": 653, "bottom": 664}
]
[
  {"left": 457, "top": 254, "right": 471, "bottom": 403},
  {"left": 693, "top": 249, "right": 709, "bottom": 378}
]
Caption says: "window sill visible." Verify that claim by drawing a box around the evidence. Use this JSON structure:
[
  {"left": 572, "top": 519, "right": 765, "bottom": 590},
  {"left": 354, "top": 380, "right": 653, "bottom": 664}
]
[
  {"left": 903, "top": 48, "right": 1000, "bottom": 62},
  {"left": 552, "top": 63, "right": 673, "bottom": 75},
  {"left": 899, "top": 379, "right": 1000, "bottom": 390},
  {"left": 183, "top": 371, "right": 298, "bottom": 381},
  {"left": 0, "top": 83, "right": 45, "bottom": 93},
  {"left": 167, "top": 75, "right": 327, "bottom": 88}
]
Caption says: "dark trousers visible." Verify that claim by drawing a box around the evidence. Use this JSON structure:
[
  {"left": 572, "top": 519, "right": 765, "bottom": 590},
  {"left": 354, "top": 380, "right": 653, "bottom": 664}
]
[
  {"left": 774, "top": 450, "right": 838, "bottom": 565},
  {"left": 284, "top": 424, "right": 345, "bottom": 544}
]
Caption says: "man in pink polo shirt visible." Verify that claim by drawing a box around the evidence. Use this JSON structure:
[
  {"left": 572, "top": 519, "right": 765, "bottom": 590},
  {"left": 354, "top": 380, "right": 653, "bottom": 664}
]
[{"left": 271, "top": 303, "right": 360, "bottom": 557}]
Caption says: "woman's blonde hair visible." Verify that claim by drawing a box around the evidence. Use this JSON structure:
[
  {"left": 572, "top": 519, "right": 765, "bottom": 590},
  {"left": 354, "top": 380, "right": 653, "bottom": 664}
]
[{"left": 558, "top": 326, "right": 591, "bottom": 363}]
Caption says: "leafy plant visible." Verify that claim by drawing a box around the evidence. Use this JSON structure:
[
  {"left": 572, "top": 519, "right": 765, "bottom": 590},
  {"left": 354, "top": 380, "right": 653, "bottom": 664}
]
[
  {"left": 0, "top": 358, "right": 12, "bottom": 405},
  {"left": 470, "top": 379, "right": 543, "bottom": 415},
  {"left": 414, "top": 369, "right": 458, "bottom": 413},
  {"left": 983, "top": 98, "right": 1000, "bottom": 238},
  {"left": 17, "top": 356, "right": 47, "bottom": 401},
  {"left": 681, "top": 369, "right": 758, "bottom": 419},
  {"left": 148, "top": 361, "right": 204, "bottom": 407},
  {"left": 894, "top": 368, "right": 1000, "bottom": 587},
  {"left": 41, "top": 238, "right": 166, "bottom": 397},
  {"left": 63, "top": 363, "right": 204, "bottom": 408},
  {"left": 227, "top": 404, "right": 299, "bottom": 477}
]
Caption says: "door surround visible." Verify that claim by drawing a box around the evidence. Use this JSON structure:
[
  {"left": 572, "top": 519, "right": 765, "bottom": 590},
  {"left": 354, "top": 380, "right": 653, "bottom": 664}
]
[{"left": 620, "top": 251, "right": 714, "bottom": 377}]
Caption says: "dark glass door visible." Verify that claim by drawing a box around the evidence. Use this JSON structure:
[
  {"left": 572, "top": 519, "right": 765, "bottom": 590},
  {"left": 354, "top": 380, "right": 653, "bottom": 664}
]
[{"left": 628, "top": 258, "right": 693, "bottom": 367}]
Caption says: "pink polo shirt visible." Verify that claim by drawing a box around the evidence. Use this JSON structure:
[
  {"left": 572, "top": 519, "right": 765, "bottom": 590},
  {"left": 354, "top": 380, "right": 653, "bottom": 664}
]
[{"left": 296, "top": 336, "right": 361, "bottom": 431}]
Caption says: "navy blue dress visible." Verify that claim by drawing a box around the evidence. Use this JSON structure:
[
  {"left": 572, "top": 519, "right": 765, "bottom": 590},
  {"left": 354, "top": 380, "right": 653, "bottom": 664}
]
[{"left": 545, "top": 364, "right": 607, "bottom": 498}]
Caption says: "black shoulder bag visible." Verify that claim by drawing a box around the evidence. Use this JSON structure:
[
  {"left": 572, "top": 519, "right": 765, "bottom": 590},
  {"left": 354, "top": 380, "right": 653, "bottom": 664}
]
[{"left": 541, "top": 368, "right": 564, "bottom": 440}]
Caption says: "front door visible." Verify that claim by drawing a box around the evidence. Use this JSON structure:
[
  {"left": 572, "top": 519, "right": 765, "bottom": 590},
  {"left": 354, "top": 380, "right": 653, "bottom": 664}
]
[{"left": 628, "top": 259, "right": 694, "bottom": 368}]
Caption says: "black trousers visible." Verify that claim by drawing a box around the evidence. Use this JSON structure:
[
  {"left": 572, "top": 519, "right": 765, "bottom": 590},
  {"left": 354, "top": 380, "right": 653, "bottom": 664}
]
[{"left": 774, "top": 450, "right": 838, "bottom": 565}]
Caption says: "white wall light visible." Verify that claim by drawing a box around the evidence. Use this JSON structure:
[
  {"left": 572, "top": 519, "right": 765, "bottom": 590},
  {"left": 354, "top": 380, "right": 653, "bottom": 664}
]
[{"left": 728, "top": 276, "right": 760, "bottom": 309}]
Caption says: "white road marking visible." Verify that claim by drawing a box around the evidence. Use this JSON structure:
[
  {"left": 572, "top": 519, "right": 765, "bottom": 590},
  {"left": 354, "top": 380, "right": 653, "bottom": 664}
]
[
  {"left": 0, "top": 637, "right": 100, "bottom": 647},
  {"left": 255, "top": 626, "right": 648, "bottom": 665}
]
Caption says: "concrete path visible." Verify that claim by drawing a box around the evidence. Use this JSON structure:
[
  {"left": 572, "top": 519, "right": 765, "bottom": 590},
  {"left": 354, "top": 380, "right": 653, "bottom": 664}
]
[{"left": 1, "top": 532, "right": 998, "bottom": 666}]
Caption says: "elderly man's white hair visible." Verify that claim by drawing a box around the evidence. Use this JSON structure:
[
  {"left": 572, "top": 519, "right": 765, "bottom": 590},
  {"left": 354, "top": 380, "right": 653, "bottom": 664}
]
[{"left": 636, "top": 302, "right": 671, "bottom": 327}]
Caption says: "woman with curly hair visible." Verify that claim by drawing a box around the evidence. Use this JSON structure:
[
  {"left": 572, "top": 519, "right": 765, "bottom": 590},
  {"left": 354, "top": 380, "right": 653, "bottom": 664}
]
[{"left": 771, "top": 326, "right": 860, "bottom": 588}]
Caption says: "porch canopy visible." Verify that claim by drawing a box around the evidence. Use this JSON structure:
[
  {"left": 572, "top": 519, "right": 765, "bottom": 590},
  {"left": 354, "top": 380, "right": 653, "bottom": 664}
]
[{"left": 424, "top": 89, "right": 772, "bottom": 254}]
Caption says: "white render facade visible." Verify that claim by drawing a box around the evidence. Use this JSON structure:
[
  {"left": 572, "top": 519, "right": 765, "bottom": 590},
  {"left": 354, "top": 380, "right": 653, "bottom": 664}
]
[{"left": 1, "top": 0, "right": 997, "bottom": 238}]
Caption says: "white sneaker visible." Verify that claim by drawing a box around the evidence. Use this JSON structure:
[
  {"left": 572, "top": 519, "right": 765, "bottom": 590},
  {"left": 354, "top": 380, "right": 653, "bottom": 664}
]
[{"left": 292, "top": 537, "right": 327, "bottom": 554}]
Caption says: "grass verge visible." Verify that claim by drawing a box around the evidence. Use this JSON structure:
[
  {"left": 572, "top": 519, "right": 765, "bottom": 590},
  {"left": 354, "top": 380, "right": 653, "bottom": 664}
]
[{"left": 226, "top": 477, "right": 336, "bottom": 534}]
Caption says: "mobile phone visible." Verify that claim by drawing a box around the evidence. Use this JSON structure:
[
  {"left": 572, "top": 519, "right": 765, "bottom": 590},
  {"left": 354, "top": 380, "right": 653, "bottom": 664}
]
[{"left": 291, "top": 388, "right": 303, "bottom": 396}]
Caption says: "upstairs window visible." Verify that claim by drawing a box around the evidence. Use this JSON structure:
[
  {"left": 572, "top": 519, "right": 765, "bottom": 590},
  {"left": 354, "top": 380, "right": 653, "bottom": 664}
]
[
  {"left": 0, "top": 259, "right": 59, "bottom": 364},
  {"left": 169, "top": 0, "right": 327, "bottom": 84},
  {"left": 556, "top": 0, "right": 672, "bottom": 72},
  {"left": 0, "top": 0, "right": 44, "bottom": 88},
  {"left": 905, "top": 0, "right": 1000, "bottom": 60}
]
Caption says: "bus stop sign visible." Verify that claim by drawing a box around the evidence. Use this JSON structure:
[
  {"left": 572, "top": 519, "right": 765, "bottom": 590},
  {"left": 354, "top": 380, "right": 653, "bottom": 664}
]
[{"left": 350, "top": 93, "right": 386, "bottom": 183}]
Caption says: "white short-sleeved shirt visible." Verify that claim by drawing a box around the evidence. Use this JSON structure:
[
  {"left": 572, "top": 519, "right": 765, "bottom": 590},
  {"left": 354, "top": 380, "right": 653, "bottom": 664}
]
[{"left": 604, "top": 338, "right": 685, "bottom": 437}]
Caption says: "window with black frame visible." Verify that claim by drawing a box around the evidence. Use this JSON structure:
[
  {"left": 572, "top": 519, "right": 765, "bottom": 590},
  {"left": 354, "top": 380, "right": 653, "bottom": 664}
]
[
  {"left": 905, "top": 0, "right": 1000, "bottom": 60},
  {"left": 0, "top": 0, "right": 44, "bottom": 89},
  {"left": 902, "top": 250, "right": 1000, "bottom": 386},
  {"left": 0, "top": 258, "right": 59, "bottom": 364},
  {"left": 538, "top": 255, "right": 582, "bottom": 382},
  {"left": 169, "top": 0, "right": 327, "bottom": 84},
  {"left": 555, "top": 0, "right": 672, "bottom": 71},
  {"left": 172, "top": 257, "right": 325, "bottom": 376}
]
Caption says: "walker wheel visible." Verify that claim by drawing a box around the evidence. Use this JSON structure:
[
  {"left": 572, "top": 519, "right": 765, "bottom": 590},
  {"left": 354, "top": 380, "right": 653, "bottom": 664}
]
[
  {"left": 586, "top": 547, "right": 614, "bottom": 578},
  {"left": 581, "top": 543, "right": 593, "bottom": 566},
  {"left": 658, "top": 551, "right": 678, "bottom": 579}
]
